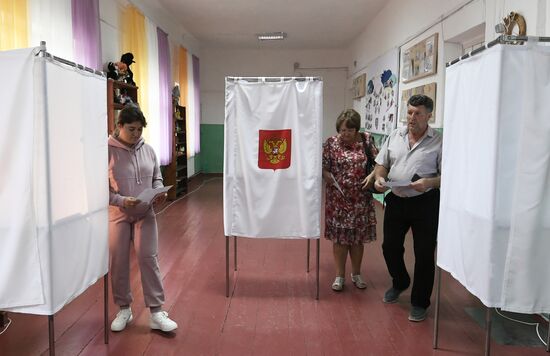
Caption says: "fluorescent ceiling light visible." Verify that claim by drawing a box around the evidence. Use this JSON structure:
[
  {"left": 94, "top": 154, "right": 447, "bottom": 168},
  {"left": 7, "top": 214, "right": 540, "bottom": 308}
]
[{"left": 257, "top": 32, "right": 287, "bottom": 41}]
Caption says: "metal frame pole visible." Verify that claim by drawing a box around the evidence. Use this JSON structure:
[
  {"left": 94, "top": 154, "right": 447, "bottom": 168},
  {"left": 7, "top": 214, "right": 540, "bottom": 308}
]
[
  {"left": 234, "top": 237, "right": 238, "bottom": 271},
  {"left": 226, "top": 236, "right": 230, "bottom": 297},
  {"left": 433, "top": 266, "right": 442, "bottom": 349},
  {"left": 48, "top": 315, "right": 55, "bottom": 356},
  {"left": 104, "top": 274, "right": 109, "bottom": 344},
  {"left": 316, "top": 239, "right": 320, "bottom": 300},
  {"left": 546, "top": 318, "right": 549, "bottom": 352},
  {"left": 484, "top": 307, "right": 492, "bottom": 356},
  {"left": 306, "top": 240, "right": 310, "bottom": 273}
]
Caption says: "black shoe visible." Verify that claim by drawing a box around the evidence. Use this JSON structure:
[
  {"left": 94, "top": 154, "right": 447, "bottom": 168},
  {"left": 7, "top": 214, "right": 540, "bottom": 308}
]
[
  {"left": 382, "top": 287, "right": 405, "bottom": 303},
  {"left": 408, "top": 306, "right": 427, "bottom": 322}
]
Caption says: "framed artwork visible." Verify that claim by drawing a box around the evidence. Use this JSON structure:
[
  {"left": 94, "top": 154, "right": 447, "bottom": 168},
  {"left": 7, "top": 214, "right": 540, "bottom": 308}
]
[
  {"left": 401, "top": 33, "right": 438, "bottom": 83},
  {"left": 352, "top": 73, "right": 366, "bottom": 99},
  {"left": 399, "top": 82, "right": 436, "bottom": 124}
]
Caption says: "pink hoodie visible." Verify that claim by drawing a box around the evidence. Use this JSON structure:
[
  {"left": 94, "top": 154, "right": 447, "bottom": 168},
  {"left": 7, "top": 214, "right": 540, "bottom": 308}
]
[{"left": 108, "top": 135, "right": 163, "bottom": 217}]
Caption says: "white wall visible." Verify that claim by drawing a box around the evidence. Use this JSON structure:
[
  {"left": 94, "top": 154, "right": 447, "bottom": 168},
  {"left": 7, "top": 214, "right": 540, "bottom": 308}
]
[
  {"left": 485, "top": 0, "right": 547, "bottom": 40},
  {"left": 347, "top": 0, "right": 486, "bottom": 129},
  {"left": 346, "top": 0, "right": 549, "bottom": 131},
  {"left": 200, "top": 48, "right": 350, "bottom": 139},
  {"left": 348, "top": 0, "right": 479, "bottom": 79}
]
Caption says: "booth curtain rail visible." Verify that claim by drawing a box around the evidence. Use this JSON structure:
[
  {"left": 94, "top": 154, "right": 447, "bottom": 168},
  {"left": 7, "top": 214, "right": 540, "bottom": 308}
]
[
  {"left": 37, "top": 41, "right": 104, "bottom": 77},
  {"left": 446, "top": 35, "right": 550, "bottom": 67},
  {"left": 225, "top": 76, "right": 321, "bottom": 82}
]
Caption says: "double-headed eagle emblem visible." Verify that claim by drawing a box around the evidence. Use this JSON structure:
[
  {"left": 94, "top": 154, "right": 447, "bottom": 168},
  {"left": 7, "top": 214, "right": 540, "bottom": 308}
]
[{"left": 263, "top": 138, "right": 288, "bottom": 164}]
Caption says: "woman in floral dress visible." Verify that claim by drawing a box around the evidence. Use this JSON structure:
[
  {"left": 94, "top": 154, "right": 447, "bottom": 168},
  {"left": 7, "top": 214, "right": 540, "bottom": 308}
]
[{"left": 322, "top": 109, "right": 378, "bottom": 291}]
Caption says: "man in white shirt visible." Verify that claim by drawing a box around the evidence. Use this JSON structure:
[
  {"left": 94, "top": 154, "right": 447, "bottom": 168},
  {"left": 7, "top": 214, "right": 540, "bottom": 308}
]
[{"left": 372, "top": 94, "right": 442, "bottom": 322}]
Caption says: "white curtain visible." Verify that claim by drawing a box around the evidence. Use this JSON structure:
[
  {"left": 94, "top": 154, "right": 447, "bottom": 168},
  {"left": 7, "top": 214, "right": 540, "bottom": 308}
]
[
  {"left": 438, "top": 43, "right": 550, "bottom": 313},
  {"left": 0, "top": 47, "right": 109, "bottom": 314},
  {"left": 29, "top": 0, "right": 73, "bottom": 61},
  {"left": 145, "top": 17, "right": 161, "bottom": 161},
  {"left": 224, "top": 78, "right": 323, "bottom": 238},
  {"left": 0, "top": 48, "right": 44, "bottom": 309}
]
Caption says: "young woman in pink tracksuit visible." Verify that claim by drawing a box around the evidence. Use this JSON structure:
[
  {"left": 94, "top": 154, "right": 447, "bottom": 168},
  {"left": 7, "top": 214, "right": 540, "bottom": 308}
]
[{"left": 108, "top": 105, "right": 177, "bottom": 332}]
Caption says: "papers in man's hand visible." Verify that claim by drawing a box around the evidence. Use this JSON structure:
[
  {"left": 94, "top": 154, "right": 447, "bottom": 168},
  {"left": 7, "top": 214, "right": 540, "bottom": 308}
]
[
  {"left": 136, "top": 186, "right": 172, "bottom": 205},
  {"left": 382, "top": 180, "right": 411, "bottom": 188}
]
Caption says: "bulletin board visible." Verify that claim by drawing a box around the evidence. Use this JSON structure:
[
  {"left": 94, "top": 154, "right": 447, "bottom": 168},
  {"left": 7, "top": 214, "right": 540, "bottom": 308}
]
[
  {"left": 399, "top": 82, "right": 436, "bottom": 123},
  {"left": 401, "top": 33, "right": 438, "bottom": 83}
]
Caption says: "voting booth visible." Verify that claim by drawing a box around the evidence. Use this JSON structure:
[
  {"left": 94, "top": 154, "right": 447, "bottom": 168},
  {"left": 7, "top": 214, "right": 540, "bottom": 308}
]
[
  {"left": 434, "top": 36, "right": 550, "bottom": 354},
  {"left": 0, "top": 44, "right": 108, "bottom": 341},
  {"left": 223, "top": 77, "right": 323, "bottom": 298}
]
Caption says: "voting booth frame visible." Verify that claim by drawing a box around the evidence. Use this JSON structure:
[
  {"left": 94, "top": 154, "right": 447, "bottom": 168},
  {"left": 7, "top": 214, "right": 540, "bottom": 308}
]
[
  {"left": 432, "top": 35, "right": 550, "bottom": 356},
  {"left": 223, "top": 76, "right": 324, "bottom": 301},
  {"left": 225, "top": 237, "right": 320, "bottom": 300},
  {"left": 34, "top": 42, "right": 109, "bottom": 356}
]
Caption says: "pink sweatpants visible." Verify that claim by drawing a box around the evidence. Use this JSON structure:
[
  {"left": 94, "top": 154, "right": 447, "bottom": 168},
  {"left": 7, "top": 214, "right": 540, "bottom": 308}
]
[{"left": 109, "top": 209, "right": 165, "bottom": 308}]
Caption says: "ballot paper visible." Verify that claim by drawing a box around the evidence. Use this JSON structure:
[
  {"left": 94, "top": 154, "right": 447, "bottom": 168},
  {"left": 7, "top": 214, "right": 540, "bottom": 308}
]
[
  {"left": 136, "top": 186, "right": 172, "bottom": 205},
  {"left": 330, "top": 173, "right": 346, "bottom": 197},
  {"left": 382, "top": 180, "right": 411, "bottom": 188}
]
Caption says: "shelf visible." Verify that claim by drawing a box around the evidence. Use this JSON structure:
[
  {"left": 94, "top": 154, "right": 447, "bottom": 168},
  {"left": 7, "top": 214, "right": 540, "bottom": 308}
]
[
  {"left": 107, "top": 79, "right": 139, "bottom": 134},
  {"left": 165, "top": 103, "right": 187, "bottom": 200},
  {"left": 176, "top": 185, "right": 187, "bottom": 195},
  {"left": 111, "top": 80, "right": 138, "bottom": 90}
]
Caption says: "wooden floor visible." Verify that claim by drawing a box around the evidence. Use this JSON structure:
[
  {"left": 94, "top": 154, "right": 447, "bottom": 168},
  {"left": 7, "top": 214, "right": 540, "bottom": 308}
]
[{"left": 1, "top": 176, "right": 548, "bottom": 355}]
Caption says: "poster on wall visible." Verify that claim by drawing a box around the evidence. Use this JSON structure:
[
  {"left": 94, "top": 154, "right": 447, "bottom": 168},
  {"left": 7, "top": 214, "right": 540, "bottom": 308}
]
[
  {"left": 401, "top": 33, "right": 438, "bottom": 83},
  {"left": 399, "top": 82, "right": 436, "bottom": 124},
  {"left": 361, "top": 48, "right": 399, "bottom": 135}
]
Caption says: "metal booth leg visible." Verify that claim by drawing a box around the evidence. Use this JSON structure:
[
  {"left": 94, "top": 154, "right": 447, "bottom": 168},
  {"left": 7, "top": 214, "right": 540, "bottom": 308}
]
[
  {"left": 306, "top": 239, "right": 310, "bottom": 273},
  {"left": 316, "top": 239, "right": 320, "bottom": 300},
  {"left": 104, "top": 274, "right": 109, "bottom": 344},
  {"left": 48, "top": 315, "right": 55, "bottom": 356},
  {"left": 433, "top": 266, "right": 442, "bottom": 349},
  {"left": 226, "top": 236, "right": 230, "bottom": 297},
  {"left": 485, "top": 307, "right": 492, "bottom": 356},
  {"left": 546, "top": 317, "right": 549, "bottom": 352},
  {"left": 234, "top": 236, "right": 237, "bottom": 271}
]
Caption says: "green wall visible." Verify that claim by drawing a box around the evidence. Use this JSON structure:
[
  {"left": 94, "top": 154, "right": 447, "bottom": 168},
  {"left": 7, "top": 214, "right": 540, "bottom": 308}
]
[{"left": 200, "top": 124, "right": 224, "bottom": 173}]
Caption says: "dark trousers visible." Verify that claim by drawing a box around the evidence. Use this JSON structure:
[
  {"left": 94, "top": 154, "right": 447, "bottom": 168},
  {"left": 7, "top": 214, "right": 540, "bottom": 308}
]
[{"left": 382, "top": 190, "right": 440, "bottom": 309}]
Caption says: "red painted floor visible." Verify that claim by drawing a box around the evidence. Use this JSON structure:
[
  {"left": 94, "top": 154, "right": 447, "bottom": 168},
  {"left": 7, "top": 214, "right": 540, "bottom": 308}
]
[{"left": 1, "top": 176, "right": 547, "bottom": 355}]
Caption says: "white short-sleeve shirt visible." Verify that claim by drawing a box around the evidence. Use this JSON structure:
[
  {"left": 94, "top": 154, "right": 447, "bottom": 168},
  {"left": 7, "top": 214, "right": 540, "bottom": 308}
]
[{"left": 375, "top": 126, "right": 442, "bottom": 197}]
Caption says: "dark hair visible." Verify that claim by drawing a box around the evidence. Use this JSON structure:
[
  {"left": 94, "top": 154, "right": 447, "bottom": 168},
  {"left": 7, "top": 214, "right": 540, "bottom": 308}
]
[
  {"left": 408, "top": 94, "right": 433, "bottom": 113},
  {"left": 117, "top": 105, "right": 147, "bottom": 127},
  {"left": 335, "top": 109, "right": 361, "bottom": 132}
]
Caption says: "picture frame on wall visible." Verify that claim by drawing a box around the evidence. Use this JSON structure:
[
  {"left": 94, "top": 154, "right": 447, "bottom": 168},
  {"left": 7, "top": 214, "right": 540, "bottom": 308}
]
[
  {"left": 352, "top": 73, "right": 366, "bottom": 99},
  {"left": 399, "top": 82, "right": 436, "bottom": 124},
  {"left": 401, "top": 33, "right": 438, "bottom": 83}
]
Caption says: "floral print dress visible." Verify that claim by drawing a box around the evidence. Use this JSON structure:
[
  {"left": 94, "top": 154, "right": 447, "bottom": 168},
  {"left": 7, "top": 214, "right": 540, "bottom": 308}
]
[{"left": 322, "top": 133, "right": 378, "bottom": 245}]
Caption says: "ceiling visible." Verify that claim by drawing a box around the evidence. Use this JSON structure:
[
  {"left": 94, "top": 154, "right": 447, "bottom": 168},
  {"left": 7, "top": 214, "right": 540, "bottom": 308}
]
[{"left": 155, "top": 0, "right": 388, "bottom": 49}]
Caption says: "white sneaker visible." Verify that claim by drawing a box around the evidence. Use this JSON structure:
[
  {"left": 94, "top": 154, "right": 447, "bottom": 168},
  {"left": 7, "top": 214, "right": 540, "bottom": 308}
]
[
  {"left": 150, "top": 311, "right": 178, "bottom": 332},
  {"left": 111, "top": 308, "right": 133, "bottom": 332}
]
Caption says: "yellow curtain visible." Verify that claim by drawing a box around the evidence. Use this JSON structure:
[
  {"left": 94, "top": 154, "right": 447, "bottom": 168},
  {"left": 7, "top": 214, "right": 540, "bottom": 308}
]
[
  {"left": 120, "top": 5, "right": 149, "bottom": 138},
  {"left": 178, "top": 46, "right": 192, "bottom": 157},
  {"left": 0, "top": 0, "right": 28, "bottom": 50},
  {"left": 178, "top": 46, "right": 188, "bottom": 107}
]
